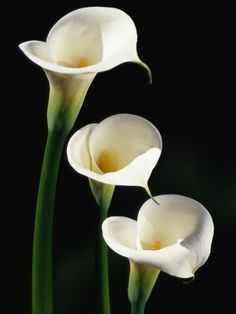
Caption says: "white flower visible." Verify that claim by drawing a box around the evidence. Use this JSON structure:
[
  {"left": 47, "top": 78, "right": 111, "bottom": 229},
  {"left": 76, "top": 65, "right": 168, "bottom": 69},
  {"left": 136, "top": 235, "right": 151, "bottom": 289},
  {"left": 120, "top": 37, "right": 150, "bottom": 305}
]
[
  {"left": 19, "top": 6, "right": 150, "bottom": 76},
  {"left": 19, "top": 7, "right": 150, "bottom": 132},
  {"left": 102, "top": 194, "right": 214, "bottom": 278},
  {"left": 67, "top": 114, "right": 162, "bottom": 189}
]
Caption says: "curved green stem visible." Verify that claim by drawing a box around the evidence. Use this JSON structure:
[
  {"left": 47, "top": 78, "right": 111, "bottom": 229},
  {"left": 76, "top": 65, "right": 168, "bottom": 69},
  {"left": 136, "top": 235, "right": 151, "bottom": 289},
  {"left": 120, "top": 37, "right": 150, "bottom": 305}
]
[
  {"left": 32, "top": 130, "right": 67, "bottom": 314},
  {"left": 90, "top": 179, "right": 115, "bottom": 314}
]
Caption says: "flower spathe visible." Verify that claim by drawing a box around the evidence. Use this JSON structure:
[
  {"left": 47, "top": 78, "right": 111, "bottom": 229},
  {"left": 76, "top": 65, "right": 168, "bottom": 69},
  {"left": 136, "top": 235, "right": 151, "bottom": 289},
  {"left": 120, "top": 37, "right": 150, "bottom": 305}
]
[
  {"left": 102, "top": 194, "right": 214, "bottom": 278},
  {"left": 67, "top": 114, "right": 162, "bottom": 189},
  {"left": 19, "top": 7, "right": 150, "bottom": 75},
  {"left": 19, "top": 7, "right": 151, "bottom": 133}
]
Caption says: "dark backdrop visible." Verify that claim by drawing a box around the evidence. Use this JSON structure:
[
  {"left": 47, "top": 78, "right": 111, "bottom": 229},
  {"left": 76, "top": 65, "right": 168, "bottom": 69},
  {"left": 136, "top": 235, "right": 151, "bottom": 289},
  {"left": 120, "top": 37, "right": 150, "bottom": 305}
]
[{"left": 4, "top": 1, "right": 234, "bottom": 313}]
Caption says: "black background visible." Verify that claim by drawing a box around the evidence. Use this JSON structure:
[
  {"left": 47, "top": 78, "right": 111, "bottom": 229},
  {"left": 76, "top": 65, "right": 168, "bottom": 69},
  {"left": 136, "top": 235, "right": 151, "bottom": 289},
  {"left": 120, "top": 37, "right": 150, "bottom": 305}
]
[{"left": 4, "top": 0, "right": 235, "bottom": 313}]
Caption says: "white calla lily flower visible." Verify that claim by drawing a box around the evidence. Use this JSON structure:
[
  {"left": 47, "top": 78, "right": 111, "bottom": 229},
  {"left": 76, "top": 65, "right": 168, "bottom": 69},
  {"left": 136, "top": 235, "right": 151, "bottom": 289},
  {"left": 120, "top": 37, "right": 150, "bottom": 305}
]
[
  {"left": 102, "top": 194, "right": 214, "bottom": 278},
  {"left": 19, "top": 7, "right": 149, "bottom": 75},
  {"left": 67, "top": 114, "right": 162, "bottom": 189},
  {"left": 19, "top": 7, "right": 150, "bottom": 133},
  {"left": 19, "top": 7, "right": 151, "bottom": 133}
]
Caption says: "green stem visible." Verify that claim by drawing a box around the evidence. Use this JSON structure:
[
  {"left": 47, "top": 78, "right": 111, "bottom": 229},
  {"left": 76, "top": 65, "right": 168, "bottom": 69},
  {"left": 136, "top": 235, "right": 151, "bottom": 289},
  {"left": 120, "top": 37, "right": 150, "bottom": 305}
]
[
  {"left": 31, "top": 71, "right": 94, "bottom": 314},
  {"left": 131, "top": 302, "right": 146, "bottom": 314},
  {"left": 128, "top": 261, "right": 160, "bottom": 314},
  {"left": 32, "top": 130, "right": 67, "bottom": 314},
  {"left": 90, "top": 180, "right": 115, "bottom": 314},
  {"left": 97, "top": 204, "right": 110, "bottom": 314}
]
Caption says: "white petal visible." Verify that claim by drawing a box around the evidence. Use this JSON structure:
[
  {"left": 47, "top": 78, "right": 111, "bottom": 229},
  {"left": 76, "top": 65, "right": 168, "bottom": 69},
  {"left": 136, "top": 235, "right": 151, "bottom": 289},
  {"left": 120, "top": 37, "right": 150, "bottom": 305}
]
[
  {"left": 19, "top": 7, "right": 145, "bottom": 75},
  {"left": 66, "top": 114, "right": 162, "bottom": 187},
  {"left": 47, "top": 8, "right": 103, "bottom": 67},
  {"left": 102, "top": 195, "right": 214, "bottom": 278},
  {"left": 137, "top": 195, "right": 199, "bottom": 249},
  {"left": 95, "top": 147, "right": 160, "bottom": 187},
  {"left": 89, "top": 114, "right": 162, "bottom": 168},
  {"left": 102, "top": 217, "right": 137, "bottom": 252},
  {"left": 66, "top": 123, "right": 98, "bottom": 174},
  {"left": 102, "top": 216, "right": 192, "bottom": 277},
  {"left": 136, "top": 195, "right": 214, "bottom": 277},
  {"left": 19, "top": 41, "right": 53, "bottom": 69},
  {"left": 19, "top": 40, "right": 98, "bottom": 74},
  {"left": 47, "top": 7, "right": 141, "bottom": 70}
]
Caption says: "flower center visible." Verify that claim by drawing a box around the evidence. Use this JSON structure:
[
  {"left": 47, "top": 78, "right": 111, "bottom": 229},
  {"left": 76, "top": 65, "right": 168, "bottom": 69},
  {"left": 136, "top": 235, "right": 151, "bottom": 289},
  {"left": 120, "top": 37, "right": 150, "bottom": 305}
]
[
  {"left": 57, "top": 57, "right": 89, "bottom": 68},
  {"left": 152, "top": 240, "right": 161, "bottom": 250},
  {"left": 98, "top": 150, "right": 113, "bottom": 173},
  {"left": 77, "top": 58, "right": 89, "bottom": 68}
]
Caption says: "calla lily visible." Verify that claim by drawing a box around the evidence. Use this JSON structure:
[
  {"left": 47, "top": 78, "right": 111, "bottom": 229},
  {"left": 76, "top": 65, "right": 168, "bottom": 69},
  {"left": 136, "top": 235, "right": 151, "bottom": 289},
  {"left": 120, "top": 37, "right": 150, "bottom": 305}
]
[
  {"left": 19, "top": 7, "right": 151, "bottom": 132},
  {"left": 19, "top": 7, "right": 150, "bottom": 75},
  {"left": 102, "top": 194, "right": 214, "bottom": 279},
  {"left": 67, "top": 113, "right": 162, "bottom": 190}
]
